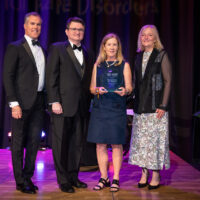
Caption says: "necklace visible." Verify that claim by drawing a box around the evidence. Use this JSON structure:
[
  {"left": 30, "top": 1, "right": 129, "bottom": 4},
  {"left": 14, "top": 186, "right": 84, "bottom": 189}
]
[{"left": 105, "top": 60, "right": 117, "bottom": 68}]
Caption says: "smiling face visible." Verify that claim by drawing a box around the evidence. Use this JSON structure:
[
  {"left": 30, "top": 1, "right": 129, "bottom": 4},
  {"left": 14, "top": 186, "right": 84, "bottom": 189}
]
[
  {"left": 24, "top": 15, "right": 42, "bottom": 39},
  {"left": 65, "top": 22, "right": 85, "bottom": 45},
  {"left": 140, "top": 27, "right": 156, "bottom": 51},
  {"left": 104, "top": 37, "right": 118, "bottom": 60}
]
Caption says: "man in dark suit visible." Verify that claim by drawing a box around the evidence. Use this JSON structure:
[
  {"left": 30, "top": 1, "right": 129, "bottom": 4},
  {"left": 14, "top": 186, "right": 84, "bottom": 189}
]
[
  {"left": 46, "top": 17, "right": 93, "bottom": 193},
  {"left": 3, "top": 12, "right": 45, "bottom": 194}
]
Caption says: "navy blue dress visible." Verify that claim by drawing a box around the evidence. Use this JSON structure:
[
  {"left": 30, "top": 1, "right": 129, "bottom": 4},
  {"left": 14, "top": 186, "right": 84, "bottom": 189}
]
[{"left": 87, "top": 61, "right": 127, "bottom": 144}]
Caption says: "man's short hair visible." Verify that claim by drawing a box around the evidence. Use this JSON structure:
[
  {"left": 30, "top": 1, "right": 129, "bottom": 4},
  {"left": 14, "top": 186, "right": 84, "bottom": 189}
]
[
  {"left": 66, "top": 17, "right": 85, "bottom": 29},
  {"left": 24, "top": 12, "right": 42, "bottom": 24}
]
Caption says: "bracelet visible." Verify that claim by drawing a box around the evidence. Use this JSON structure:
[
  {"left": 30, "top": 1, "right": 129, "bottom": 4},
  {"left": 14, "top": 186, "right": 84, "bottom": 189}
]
[{"left": 158, "top": 105, "right": 167, "bottom": 111}]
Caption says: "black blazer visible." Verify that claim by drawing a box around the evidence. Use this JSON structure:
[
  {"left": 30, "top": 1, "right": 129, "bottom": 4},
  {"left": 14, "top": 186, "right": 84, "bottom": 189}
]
[
  {"left": 134, "top": 48, "right": 171, "bottom": 114},
  {"left": 45, "top": 41, "right": 93, "bottom": 117},
  {"left": 3, "top": 37, "right": 46, "bottom": 110}
]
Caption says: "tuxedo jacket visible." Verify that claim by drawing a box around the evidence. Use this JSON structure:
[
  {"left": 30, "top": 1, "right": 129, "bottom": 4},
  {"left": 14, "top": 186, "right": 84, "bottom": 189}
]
[
  {"left": 45, "top": 40, "right": 93, "bottom": 117},
  {"left": 3, "top": 37, "right": 46, "bottom": 110}
]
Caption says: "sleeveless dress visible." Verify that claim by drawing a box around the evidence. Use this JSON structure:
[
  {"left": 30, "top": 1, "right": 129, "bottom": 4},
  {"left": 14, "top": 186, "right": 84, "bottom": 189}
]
[{"left": 87, "top": 61, "right": 127, "bottom": 144}]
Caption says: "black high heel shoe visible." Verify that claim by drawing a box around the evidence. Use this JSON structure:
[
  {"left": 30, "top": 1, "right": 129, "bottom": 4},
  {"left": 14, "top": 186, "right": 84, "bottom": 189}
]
[
  {"left": 93, "top": 177, "right": 110, "bottom": 190},
  {"left": 110, "top": 179, "right": 120, "bottom": 192},
  {"left": 148, "top": 183, "right": 160, "bottom": 190},
  {"left": 138, "top": 168, "right": 149, "bottom": 188},
  {"left": 148, "top": 172, "right": 160, "bottom": 190}
]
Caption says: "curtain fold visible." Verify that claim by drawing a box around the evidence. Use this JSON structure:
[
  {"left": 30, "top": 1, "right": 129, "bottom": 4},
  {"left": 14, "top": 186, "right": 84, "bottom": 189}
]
[{"left": 0, "top": 0, "right": 197, "bottom": 163}]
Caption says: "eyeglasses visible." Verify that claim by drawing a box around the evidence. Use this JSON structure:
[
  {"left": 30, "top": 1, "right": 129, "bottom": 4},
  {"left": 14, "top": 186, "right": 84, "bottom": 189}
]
[{"left": 68, "top": 28, "right": 84, "bottom": 32}]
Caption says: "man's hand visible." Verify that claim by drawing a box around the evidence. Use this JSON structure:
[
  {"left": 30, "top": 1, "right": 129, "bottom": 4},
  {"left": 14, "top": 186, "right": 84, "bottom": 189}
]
[
  {"left": 12, "top": 105, "right": 22, "bottom": 119},
  {"left": 52, "top": 102, "right": 63, "bottom": 114}
]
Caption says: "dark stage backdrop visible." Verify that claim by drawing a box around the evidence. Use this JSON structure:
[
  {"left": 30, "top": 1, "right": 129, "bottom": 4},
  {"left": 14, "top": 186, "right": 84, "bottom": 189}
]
[{"left": 0, "top": 0, "right": 199, "bottom": 164}]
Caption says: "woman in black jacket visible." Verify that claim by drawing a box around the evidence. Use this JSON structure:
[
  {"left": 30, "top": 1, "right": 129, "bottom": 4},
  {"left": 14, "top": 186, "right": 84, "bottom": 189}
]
[{"left": 129, "top": 25, "right": 172, "bottom": 190}]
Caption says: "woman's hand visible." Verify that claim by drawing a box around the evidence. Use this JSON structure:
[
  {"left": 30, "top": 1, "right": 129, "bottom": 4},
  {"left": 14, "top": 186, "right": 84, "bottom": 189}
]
[
  {"left": 156, "top": 108, "right": 165, "bottom": 119},
  {"left": 98, "top": 87, "right": 108, "bottom": 95},
  {"left": 114, "top": 87, "right": 126, "bottom": 96},
  {"left": 95, "top": 87, "right": 108, "bottom": 98}
]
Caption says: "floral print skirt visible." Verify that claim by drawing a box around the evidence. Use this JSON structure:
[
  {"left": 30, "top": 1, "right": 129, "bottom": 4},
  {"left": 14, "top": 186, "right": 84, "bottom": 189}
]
[{"left": 128, "top": 112, "right": 170, "bottom": 170}]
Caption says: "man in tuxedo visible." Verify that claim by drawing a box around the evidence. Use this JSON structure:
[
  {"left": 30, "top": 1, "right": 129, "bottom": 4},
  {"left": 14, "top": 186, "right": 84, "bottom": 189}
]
[
  {"left": 46, "top": 17, "right": 93, "bottom": 193},
  {"left": 3, "top": 12, "right": 45, "bottom": 194}
]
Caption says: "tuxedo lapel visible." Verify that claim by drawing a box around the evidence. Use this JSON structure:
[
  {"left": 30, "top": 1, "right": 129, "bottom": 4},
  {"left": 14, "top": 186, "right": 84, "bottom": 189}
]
[
  {"left": 22, "top": 38, "right": 37, "bottom": 66},
  {"left": 65, "top": 42, "right": 84, "bottom": 78},
  {"left": 81, "top": 46, "right": 88, "bottom": 77}
]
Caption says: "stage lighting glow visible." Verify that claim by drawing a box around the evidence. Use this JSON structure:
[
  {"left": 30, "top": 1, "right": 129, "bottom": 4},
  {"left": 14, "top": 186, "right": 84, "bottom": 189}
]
[
  {"left": 37, "top": 162, "right": 44, "bottom": 171},
  {"left": 41, "top": 131, "right": 46, "bottom": 138},
  {"left": 8, "top": 131, "right": 12, "bottom": 138}
]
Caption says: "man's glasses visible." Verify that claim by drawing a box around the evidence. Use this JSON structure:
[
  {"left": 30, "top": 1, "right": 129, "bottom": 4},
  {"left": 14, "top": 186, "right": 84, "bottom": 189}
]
[{"left": 68, "top": 28, "right": 84, "bottom": 32}]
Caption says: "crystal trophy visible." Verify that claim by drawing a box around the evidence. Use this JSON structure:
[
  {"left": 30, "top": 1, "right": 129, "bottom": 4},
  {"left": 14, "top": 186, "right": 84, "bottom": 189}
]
[{"left": 101, "top": 68, "right": 123, "bottom": 92}]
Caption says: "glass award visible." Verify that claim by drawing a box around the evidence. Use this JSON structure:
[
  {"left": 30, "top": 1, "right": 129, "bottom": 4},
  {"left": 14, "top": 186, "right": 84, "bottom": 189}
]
[{"left": 101, "top": 68, "right": 123, "bottom": 92}]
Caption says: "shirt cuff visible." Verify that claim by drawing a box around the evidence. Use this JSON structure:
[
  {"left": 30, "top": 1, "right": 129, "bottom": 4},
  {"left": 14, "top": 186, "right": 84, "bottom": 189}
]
[
  {"left": 9, "top": 101, "right": 19, "bottom": 108},
  {"left": 49, "top": 102, "right": 60, "bottom": 105}
]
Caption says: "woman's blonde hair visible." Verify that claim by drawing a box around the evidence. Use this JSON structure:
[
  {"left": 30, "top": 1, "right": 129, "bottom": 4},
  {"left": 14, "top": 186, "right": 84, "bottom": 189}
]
[
  {"left": 96, "top": 33, "right": 124, "bottom": 66},
  {"left": 137, "top": 25, "right": 164, "bottom": 52}
]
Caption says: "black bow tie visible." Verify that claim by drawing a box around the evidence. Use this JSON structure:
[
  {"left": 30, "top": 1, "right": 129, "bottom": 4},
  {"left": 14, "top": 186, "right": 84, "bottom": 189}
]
[
  {"left": 32, "top": 40, "right": 40, "bottom": 46},
  {"left": 72, "top": 44, "right": 82, "bottom": 51}
]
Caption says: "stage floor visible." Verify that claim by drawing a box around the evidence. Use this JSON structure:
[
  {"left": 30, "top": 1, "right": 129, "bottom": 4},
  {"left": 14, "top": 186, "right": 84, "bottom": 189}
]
[{"left": 0, "top": 149, "right": 200, "bottom": 200}]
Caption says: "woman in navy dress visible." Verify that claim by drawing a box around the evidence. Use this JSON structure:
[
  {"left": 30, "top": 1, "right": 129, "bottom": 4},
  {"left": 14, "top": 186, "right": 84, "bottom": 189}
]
[{"left": 87, "top": 33, "right": 132, "bottom": 192}]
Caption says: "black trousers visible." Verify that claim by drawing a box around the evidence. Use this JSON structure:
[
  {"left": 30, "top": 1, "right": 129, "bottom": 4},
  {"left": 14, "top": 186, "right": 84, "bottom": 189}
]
[
  {"left": 11, "top": 93, "right": 45, "bottom": 184},
  {"left": 51, "top": 109, "right": 86, "bottom": 185}
]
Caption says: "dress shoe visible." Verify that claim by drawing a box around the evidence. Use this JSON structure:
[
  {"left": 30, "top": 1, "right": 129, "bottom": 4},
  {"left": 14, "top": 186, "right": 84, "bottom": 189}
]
[
  {"left": 16, "top": 183, "right": 24, "bottom": 190},
  {"left": 148, "top": 172, "right": 160, "bottom": 190},
  {"left": 71, "top": 179, "right": 87, "bottom": 188},
  {"left": 138, "top": 168, "right": 149, "bottom": 188},
  {"left": 20, "top": 184, "right": 36, "bottom": 194},
  {"left": 138, "top": 182, "right": 148, "bottom": 188},
  {"left": 148, "top": 183, "right": 160, "bottom": 190},
  {"left": 60, "top": 183, "right": 75, "bottom": 193},
  {"left": 25, "top": 178, "right": 38, "bottom": 190}
]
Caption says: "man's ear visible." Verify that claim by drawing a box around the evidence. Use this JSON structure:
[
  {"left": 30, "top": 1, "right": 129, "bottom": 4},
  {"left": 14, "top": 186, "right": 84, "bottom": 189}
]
[{"left": 65, "top": 29, "right": 68, "bottom": 37}]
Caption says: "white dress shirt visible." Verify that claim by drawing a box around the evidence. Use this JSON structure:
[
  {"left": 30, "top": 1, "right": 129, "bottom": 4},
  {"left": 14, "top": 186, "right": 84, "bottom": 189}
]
[{"left": 69, "top": 40, "right": 83, "bottom": 65}]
